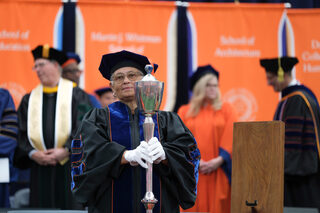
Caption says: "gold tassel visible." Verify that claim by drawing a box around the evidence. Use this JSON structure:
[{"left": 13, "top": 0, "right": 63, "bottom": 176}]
[
  {"left": 42, "top": 44, "right": 50, "bottom": 58},
  {"left": 277, "top": 57, "right": 284, "bottom": 82}
]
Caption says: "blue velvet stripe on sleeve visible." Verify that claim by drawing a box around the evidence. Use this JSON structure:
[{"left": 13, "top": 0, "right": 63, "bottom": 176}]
[
  {"left": 71, "top": 139, "right": 84, "bottom": 190},
  {"left": 285, "top": 116, "right": 318, "bottom": 151},
  {"left": 71, "top": 139, "right": 83, "bottom": 148},
  {"left": 71, "top": 139, "right": 83, "bottom": 163},
  {"left": 0, "top": 90, "right": 18, "bottom": 160},
  {"left": 71, "top": 151, "right": 83, "bottom": 163},
  {"left": 71, "top": 163, "right": 85, "bottom": 190},
  {"left": 188, "top": 138, "right": 200, "bottom": 194}
]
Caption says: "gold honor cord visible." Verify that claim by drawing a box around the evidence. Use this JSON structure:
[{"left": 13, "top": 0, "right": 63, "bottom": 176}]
[{"left": 277, "top": 57, "right": 284, "bottom": 82}]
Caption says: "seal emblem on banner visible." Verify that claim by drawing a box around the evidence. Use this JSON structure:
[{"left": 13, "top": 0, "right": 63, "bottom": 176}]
[{"left": 223, "top": 88, "right": 257, "bottom": 121}]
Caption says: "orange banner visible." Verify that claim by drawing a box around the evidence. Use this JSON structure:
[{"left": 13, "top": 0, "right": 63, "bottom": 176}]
[
  {"left": 3, "top": 1, "right": 316, "bottom": 118},
  {"left": 188, "top": 3, "right": 285, "bottom": 121},
  {"left": 77, "top": 1, "right": 176, "bottom": 109},
  {"left": 287, "top": 9, "right": 320, "bottom": 101},
  {"left": 0, "top": 0, "right": 61, "bottom": 107}
]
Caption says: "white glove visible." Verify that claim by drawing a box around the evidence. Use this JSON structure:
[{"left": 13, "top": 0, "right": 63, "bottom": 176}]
[
  {"left": 148, "top": 137, "right": 166, "bottom": 164},
  {"left": 124, "top": 141, "right": 152, "bottom": 169}
]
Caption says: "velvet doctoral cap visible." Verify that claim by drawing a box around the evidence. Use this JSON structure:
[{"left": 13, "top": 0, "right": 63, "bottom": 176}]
[
  {"left": 190, "top": 65, "right": 220, "bottom": 90},
  {"left": 31, "top": 45, "right": 68, "bottom": 66},
  {"left": 94, "top": 87, "right": 113, "bottom": 97},
  {"left": 99, "top": 50, "right": 158, "bottom": 80},
  {"left": 260, "top": 56, "right": 299, "bottom": 75}
]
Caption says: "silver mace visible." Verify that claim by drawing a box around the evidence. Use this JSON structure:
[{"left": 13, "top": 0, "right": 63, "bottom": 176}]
[{"left": 135, "top": 64, "right": 164, "bottom": 212}]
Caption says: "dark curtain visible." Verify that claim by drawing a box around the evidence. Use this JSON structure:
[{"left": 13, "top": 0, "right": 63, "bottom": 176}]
[
  {"left": 173, "top": 5, "right": 190, "bottom": 113},
  {"left": 241, "top": 0, "right": 320, "bottom": 8},
  {"left": 62, "top": 2, "right": 76, "bottom": 52}
]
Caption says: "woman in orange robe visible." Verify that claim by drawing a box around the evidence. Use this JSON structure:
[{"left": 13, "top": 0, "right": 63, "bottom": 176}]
[{"left": 178, "top": 65, "right": 237, "bottom": 213}]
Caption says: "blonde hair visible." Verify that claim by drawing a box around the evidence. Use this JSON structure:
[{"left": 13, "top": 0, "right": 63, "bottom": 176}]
[{"left": 186, "top": 74, "right": 222, "bottom": 117}]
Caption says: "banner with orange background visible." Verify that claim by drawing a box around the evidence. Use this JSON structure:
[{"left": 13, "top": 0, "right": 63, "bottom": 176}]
[
  {"left": 76, "top": 0, "right": 176, "bottom": 110},
  {"left": 187, "top": 3, "right": 286, "bottom": 121},
  {"left": 0, "top": 0, "right": 62, "bottom": 107},
  {"left": 287, "top": 9, "right": 320, "bottom": 101},
  {"left": 3, "top": 0, "right": 317, "bottom": 121}
]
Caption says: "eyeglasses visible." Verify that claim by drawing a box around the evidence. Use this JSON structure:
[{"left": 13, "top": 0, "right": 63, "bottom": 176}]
[
  {"left": 111, "top": 71, "right": 143, "bottom": 83},
  {"left": 32, "top": 62, "right": 49, "bottom": 70}
]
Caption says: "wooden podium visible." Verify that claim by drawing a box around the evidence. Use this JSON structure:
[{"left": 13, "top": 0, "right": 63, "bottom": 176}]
[{"left": 231, "top": 121, "right": 285, "bottom": 213}]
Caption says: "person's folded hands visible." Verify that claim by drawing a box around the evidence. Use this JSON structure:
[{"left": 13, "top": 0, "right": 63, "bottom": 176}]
[
  {"left": 124, "top": 141, "right": 152, "bottom": 168},
  {"left": 148, "top": 137, "right": 166, "bottom": 164}
]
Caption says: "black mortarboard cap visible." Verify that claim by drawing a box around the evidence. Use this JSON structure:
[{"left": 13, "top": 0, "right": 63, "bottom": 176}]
[
  {"left": 31, "top": 45, "right": 68, "bottom": 66},
  {"left": 99, "top": 50, "right": 157, "bottom": 80},
  {"left": 190, "top": 65, "right": 219, "bottom": 90},
  {"left": 94, "top": 87, "right": 113, "bottom": 97},
  {"left": 66, "top": 52, "right": 81, "bottom": 64},
  {"left": 260, "top": 56, "right": 298, "bottom": 75}
]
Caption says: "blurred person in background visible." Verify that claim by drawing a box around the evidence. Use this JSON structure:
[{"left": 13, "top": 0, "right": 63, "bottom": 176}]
[
  {"left": 94, "top": 87, "right": 117, "bottom": 108},
  {"left": 62, "top": 52, "right": 101, "bottom": 108},
  {"left": 13, "top": 45, "right": 93, "bottom": 209},
  {"left": 178, "top": 65, "right": 237, "bottom": 213},
  {"left": 260, "top": 56, "right": 320, "bottom": 211},
  {"left": 0, "top": 88, "right": 18, "bottom": 207}
]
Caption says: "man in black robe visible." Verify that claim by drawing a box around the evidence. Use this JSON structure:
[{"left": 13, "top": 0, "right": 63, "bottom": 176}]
[
  {"left": 260, "top": 56, "right": 320, "bottom": 210},
  {"left": 71, "top": 50, "right": 200, "bottom": 213},
  {"left": 14, "top": 45, "right": 93, "bottom": 209}
]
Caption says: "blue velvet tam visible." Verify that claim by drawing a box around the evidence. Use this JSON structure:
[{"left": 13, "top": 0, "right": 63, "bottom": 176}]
[
  {"left": 190, "top": 65, "right": 219, "bottom": 90},
  {"left": 94, "top": 87, "right": 113, "bottom": 97},
  {"left": 66, "top": 52, "right": 81, "bottom": 64},
  {"left": 98, "top": 50, "right": 158, "bottom": 80},
  {"left": 260, "top": 56, "right": 298, "bottom": 75},
  {"left": 31, "top": 44, "right": 68, "bottom": 66}
]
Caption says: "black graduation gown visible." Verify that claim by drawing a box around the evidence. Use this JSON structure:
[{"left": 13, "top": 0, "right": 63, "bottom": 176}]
[
  {"left": 274, "top": 85, "right": 320, "bottom": 210},
  {"left": 72, "top": 101, "right": 200, "bottom": 213},
  {"left": 14, "top": 86, "right": 93, "bottom": 209}
]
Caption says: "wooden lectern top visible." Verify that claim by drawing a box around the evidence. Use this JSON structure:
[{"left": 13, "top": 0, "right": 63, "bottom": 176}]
[{"left": 231, "top": 121, "right": 285, "bottom": 213}]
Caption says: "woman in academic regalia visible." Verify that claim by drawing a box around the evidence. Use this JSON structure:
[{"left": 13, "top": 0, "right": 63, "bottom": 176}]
[
  {"left": 178, "top": 65, "right": 237, "bottom": 213},
  {"left": 71, "top": 50, "right": 200, "bottom": 213}
]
